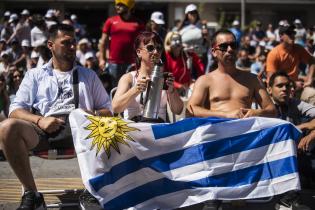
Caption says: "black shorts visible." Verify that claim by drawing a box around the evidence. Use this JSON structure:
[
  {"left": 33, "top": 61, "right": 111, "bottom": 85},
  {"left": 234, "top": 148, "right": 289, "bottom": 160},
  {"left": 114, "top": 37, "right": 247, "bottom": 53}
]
[{"left": 32, "top": 115, "right": 74, "bottom": 151}]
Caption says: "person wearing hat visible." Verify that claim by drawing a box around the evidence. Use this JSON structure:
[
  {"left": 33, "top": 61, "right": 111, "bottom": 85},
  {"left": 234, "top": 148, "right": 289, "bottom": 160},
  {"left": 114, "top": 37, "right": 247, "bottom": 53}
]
[
  {"left": 76, "top": 38, "right": 93, "bottom": 66},
  {"left": 7, "top": 9, "right": 31, "bottom": 45},
  {"left": 146, "top": 11, "right": 167, "bottom": 40},
  {"left": 71, "top": 14, "right": 86, "bottom": 39},
  {"left": 294, "top": 19, "right": 307, "bottom": 47},
  {"left": 177, "top": 4, "right": 204, "bottom": 59},
  {"left": 266, "top": 24, "right": 315, "bottom": 89},
  {"left": 99, "top": 0, "right": 145, "bottom": 88},
  {"left": 229, "top": 20, "right": 243, "bottom": 44}
]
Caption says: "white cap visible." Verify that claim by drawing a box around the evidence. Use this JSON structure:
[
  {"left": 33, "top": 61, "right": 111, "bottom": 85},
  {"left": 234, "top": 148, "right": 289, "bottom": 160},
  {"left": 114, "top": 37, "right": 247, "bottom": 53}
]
[
  {"left": 232, "top": 20, "right": 240, "bottom": 26},
  {"left": 30, "top": 50, "right": 39, "bottom": 59},
  {"left": 70, "top": 14, "right": 77, "bottom": 21},
  {"left": 0, "top": 51, "right": 9, "bottom": 57},
  {"left": 45, "top": 10, "right": 54, "bottom": 18},
  {"left": 84, "top": 52, "right": 94, "bottom": 60},
  {"left": 4, "top": 11, "right": 11, "bottom": 17},
  {"left": 185, "top": 4, "right": 197, "bottom": 14},
  {"left": 150, "top": 11, "right": 165, "bottom": 25},
  {"left": 21, "top": 9, "right": 30, "bottom": 16},
  {"left": 78, "top": 38, "right": 89, "bottom": 45},
  {"left": 21, "top": 39, "right": 30, "bottom": 47},
  {"left": 9, "top": 13, "right": 18, "bottom": 23},
  {"left": 259, "top": 41, "right": 266, "bottom": 47},
  {"left": 32, "top": 38, "right": 46, "bottom": 47},
  {"left": 294, "top": 19, "right": 301, "bottom": 24}
]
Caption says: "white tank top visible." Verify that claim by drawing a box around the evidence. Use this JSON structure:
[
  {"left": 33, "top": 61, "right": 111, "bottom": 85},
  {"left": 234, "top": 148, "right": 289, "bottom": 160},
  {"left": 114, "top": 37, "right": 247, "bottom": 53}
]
[{"left": 124, "top": 71, "right": 168, "bottom": 121}]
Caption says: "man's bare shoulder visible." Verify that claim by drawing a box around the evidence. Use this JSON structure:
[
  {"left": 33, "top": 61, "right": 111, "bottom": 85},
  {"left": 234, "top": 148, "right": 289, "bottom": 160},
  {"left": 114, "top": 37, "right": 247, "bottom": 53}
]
[{"left": 236, "top": 69, "right": 262, "bottom": 85}]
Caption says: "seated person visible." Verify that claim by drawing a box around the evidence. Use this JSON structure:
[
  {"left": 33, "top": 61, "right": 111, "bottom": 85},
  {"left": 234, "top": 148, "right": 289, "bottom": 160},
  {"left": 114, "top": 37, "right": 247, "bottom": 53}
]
[
  {"left": 0, "top": 24, "right": 112, "bottom": 210},
  {"left": 268, "top": 71, "right": 312, "bottom": 210},
  {"left": 112, "top": 31, "right": 183, "bottom": 122},
  {"left": 164, "top": 31, "right": 204, "bottom": 97}
]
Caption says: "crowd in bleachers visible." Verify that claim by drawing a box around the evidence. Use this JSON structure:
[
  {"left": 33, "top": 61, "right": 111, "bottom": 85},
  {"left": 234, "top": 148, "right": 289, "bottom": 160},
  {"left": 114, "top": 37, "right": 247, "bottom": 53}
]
[{"left": 0, "top": 6, "right": 315, "bottom": 118}]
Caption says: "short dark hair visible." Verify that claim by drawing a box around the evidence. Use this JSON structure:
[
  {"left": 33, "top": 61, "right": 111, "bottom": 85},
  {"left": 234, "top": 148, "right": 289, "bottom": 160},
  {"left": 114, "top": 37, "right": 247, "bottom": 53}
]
[
  {"left": 48, "top": 24, "right": 75, "bottom": 41},
  {"left": 211, "top": 29, "right": 236, "bottom": 48},
  {"left": 269, "top": 71, "right": 290, "bottom": 87}
]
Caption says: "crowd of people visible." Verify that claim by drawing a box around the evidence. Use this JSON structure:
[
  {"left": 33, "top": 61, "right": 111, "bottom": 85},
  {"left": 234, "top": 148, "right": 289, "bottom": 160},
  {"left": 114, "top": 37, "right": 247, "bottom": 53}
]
[{"left": 1, "top": 0, "right": 315, "bottom": 209}]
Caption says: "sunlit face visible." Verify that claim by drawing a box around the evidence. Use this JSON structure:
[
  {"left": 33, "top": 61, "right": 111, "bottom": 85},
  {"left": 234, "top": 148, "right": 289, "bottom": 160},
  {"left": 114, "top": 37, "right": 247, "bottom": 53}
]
[
  {"left": 212, "top": 33, "right": 237, "bottom": 65},
  {"left": 12, "top": 71, "right": 23, "bottom": 86},
  {"left": 268, "top": 76, "right": 291, "bottom": 105},
  {"left": 48, "top": 30, "right": 76, "bottom": 64},
  {"left": 137, "top": 41, "right": 163, "bottom": 67}
]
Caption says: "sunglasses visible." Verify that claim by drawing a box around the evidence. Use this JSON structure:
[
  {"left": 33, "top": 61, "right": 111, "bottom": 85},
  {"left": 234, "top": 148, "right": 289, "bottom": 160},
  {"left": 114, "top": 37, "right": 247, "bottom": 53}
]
[
  {"left": 144, "top": 44, "right": 163, "bottom": 53},
  {"left": 214, "top": 42, "right": 238, "bottom": 51}
]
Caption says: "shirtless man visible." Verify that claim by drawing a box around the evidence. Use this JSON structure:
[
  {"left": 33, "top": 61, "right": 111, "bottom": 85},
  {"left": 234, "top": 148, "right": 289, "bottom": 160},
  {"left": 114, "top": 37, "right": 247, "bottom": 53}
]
[{"left": 187, "top": 29, "right": 276, "bottom": 118}]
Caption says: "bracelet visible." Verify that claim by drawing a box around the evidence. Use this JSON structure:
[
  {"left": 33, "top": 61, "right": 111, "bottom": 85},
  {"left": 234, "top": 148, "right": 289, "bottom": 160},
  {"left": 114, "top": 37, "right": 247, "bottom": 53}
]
[{"left": 36, "top": 116, "right": 43, "bottom": 127}]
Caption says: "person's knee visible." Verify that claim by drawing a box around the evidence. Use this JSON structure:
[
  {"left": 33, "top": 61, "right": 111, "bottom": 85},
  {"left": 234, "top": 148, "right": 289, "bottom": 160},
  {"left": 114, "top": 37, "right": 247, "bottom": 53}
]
[{"left": 0, "top": 118, "right": 23, "bottom": 145}]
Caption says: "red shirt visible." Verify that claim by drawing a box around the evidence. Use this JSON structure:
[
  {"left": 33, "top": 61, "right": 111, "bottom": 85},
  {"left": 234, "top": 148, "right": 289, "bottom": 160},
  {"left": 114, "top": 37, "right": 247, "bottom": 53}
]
[
  {"left": 102, "top": 15, "right": 144, "bottom": 64},
  {"left": 164, "top": 51, "right": 204, "bottom": 88}
]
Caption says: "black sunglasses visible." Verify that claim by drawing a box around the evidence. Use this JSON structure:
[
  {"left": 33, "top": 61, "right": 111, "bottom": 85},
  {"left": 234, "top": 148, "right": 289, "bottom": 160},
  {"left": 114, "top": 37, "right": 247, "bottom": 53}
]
[
  {"left": 144, "top": 44, "right": 163, "bottom": 53},
  {"left": 214, "top": 42, "right": 238, "bottom": 51}
]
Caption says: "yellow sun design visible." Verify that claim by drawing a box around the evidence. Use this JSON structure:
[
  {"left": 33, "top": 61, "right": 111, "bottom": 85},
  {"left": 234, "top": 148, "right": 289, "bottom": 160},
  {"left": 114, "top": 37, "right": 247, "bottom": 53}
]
[{"left": 84, "top": 116, "right": 139, "bottom": 158}]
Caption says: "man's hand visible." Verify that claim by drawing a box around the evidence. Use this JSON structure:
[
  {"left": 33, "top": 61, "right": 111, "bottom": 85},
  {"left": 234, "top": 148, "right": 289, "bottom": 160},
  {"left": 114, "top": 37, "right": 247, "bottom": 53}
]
[
  {"left": 99, "top": 59, "right": 106, "bottom": 71},
  {"left": 37, "top": 116, "right": 65, "bottom": 134},
  {"left": 298, "top": 130, "right": 315, "bottom": 152},
  {"left": 225, "top": 109, "right": 245, "bottom": 118},
  {"left": 241, "top": 108, "right": 258, "bottom": 118}
]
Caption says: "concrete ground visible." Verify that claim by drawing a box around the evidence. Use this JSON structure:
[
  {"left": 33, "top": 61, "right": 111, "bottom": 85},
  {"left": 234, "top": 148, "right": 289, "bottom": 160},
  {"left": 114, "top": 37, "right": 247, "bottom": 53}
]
[{"left": 0, "top": 156, "right": 315, "bottom": 210}]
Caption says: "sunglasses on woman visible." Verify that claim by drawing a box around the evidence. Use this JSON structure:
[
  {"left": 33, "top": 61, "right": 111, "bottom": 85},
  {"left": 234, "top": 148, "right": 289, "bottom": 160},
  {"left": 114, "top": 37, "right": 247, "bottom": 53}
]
[
  {"left": 214, "top": 41, "right": 238, "bottom": 51},
  {"left": 144, "top": 44, "right": 163, "bottom": 53}
]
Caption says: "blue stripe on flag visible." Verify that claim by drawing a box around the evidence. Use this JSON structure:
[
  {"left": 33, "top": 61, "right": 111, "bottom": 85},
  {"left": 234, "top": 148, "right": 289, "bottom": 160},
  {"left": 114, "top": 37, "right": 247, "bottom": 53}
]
[
  {"left": 103, "top": 156, "right": 297, "bottom": 210},
  {"left": 152, "top": 117, "right": 233, "bottom": 139},
  {"left": 89, "top": 123, "right": 300, "bottom": 192}
]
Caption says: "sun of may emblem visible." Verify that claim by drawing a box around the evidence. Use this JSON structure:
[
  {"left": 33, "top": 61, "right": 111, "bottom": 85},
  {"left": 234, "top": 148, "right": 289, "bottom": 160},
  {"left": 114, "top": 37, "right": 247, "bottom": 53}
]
[{"left": 84, "top": 116, "right": 139, "bottom": 158}]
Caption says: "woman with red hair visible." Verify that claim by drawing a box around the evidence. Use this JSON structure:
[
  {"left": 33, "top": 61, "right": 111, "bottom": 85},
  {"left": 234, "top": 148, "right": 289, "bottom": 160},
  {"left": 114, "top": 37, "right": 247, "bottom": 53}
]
[{"left": 112, "top": 31, "right": 183, "bottom": 122}]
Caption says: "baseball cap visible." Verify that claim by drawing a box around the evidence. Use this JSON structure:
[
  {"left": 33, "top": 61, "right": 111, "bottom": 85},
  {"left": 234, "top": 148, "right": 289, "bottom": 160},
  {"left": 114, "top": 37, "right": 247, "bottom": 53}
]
[
  {"left": 78, "top": 38, "right": 89, "bottom": 45},
  {"left": 150, "top": 11, "right": 165, "bottom": 25},
  {"left": 21, "top": 39, "right": 30, "bottom": 47},
  {"left": 0, "top": 51, "right": 9, "bottom": 57},
  {"left": 185, "top": 4, "right": 197, "bottom": 14},
  {"left": 84, "top": 52, "right": 94, "bottom": 60},
  {"left": 279, "top": 24, "right": 296, "bottom": 35},
  {"left": 232, "top": 20, "right": 240, "bottom": 26},
  {"left": 115, "top": 0, "right": 135, "bottom": 10},
  {"left": 9, "top": 13, "right": 18, "bottom": 23},
  {"left": 21, "top": 9, "right": 30, "bottom": 16},
  {"left": 294, "top": 19, "right": 302, "bottom": 24},
  {"left": 31, "top": 50, "right": 39, "bottom": 59},
  {"left": 4, "top": 11, "right": 11, "bottom": 17},
  {"left": 70, "top": 14, "right": 77, "bottom": 21}
]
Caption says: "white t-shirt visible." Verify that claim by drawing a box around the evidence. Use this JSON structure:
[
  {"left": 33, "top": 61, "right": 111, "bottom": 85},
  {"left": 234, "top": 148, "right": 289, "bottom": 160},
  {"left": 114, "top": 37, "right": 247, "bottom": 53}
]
[{"left": 45, "top": 69, "right": 75, "bottom": 116}]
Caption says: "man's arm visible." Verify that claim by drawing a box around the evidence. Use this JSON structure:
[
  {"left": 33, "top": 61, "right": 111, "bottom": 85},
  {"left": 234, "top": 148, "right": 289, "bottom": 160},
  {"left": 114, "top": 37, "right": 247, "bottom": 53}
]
[
  {"left": 244, "top": 77, "right": 277, "bottom": 118},
  {"left": 98, "top": 32, "right": 108, "bottom": 70},
  {"left": 304, "top": 57, "right": 315, "bottom": 87},
  {"left": 265, "top": 49, "right": 278, "bottom": 83}
]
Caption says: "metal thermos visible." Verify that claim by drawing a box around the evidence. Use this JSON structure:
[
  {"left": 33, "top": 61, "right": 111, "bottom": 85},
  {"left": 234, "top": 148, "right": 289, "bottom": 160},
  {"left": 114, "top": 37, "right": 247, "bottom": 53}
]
[{"left": 143, "top": 61, "right": 164, "bottom": 119}]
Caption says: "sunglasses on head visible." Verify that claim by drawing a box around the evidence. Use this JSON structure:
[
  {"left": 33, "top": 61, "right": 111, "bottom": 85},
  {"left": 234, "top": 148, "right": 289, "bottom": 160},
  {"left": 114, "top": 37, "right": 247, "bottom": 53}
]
[
  {"left": 214, "top": 41, "right": 238, "bottom": 51},
  {"left": 144, "top": 44, "right": 163, "bottom": 53}
]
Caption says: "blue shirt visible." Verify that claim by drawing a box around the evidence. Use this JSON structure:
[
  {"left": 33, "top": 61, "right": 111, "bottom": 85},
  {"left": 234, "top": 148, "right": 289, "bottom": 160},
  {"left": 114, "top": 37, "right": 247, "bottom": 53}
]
[{"left": 9, "top": 60, "right": 112, "bottom": 116}]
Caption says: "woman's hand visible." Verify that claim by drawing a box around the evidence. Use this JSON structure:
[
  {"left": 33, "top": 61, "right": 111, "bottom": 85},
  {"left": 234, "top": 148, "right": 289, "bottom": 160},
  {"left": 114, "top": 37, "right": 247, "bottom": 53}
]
[
  {"left": 165, "top": 73, "right": 175, "bottom": 94},
  {"left": 135, "top": 76, "right": 150, "bottom": 93}
]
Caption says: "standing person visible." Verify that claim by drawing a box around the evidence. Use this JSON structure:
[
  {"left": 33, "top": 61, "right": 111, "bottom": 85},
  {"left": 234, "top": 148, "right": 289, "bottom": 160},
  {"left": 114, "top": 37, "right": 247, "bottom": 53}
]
[
  {"left": 178, "top": 4, "right": 203, "bottom": 58},
  {"left": 147, "top": 11, "right": 167, "bottom": 41},
  {"left": 229, "top": 20, "right": 243, "bottom": 45},
  {"left": 98, "top": 0, "right": 145, "bottom": 88},
  {"left": 0, "top": 24, "right": 112, "bottom": 210},
  {"left": 187, "top": 29, "right": 276, "bottom": 119},
  {"left": 112, "top": 31, "right": 183, "bottom": 122}
]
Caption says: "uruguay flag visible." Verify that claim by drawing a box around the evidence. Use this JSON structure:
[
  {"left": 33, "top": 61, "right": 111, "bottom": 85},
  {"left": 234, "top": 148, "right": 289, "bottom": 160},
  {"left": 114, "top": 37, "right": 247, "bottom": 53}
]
[{"left": 69, "top": 109, "right": 301, "bottom": 210}]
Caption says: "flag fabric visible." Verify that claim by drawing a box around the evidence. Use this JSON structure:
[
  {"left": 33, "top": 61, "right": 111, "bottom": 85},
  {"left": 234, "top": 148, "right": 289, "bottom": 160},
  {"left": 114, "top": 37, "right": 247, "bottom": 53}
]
[{"left": 69, "top": 109, "right": 301, "bottom": 210}]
